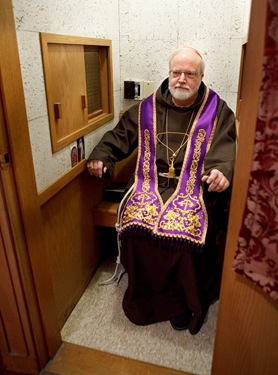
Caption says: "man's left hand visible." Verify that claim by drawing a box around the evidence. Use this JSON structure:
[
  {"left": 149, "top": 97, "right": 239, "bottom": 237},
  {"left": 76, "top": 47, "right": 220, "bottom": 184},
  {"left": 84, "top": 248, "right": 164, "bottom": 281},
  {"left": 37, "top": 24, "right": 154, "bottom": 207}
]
[{"left": 201, "top": 169, "right": 230, "bottom": 192}]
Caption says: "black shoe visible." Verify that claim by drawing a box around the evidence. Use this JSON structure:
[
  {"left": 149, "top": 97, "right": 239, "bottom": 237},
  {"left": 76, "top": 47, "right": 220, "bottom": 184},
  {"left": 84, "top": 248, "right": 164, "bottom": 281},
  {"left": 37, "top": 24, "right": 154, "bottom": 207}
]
[{"left": 170, "top": 311, "right": 192, "bottom": 331}]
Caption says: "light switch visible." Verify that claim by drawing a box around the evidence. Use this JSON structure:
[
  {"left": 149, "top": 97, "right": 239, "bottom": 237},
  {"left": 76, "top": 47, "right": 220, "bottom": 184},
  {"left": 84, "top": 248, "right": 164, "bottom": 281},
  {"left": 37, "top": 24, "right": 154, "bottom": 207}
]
[{"left": 142, "top": 81, "right": 154, "bottom": 98}]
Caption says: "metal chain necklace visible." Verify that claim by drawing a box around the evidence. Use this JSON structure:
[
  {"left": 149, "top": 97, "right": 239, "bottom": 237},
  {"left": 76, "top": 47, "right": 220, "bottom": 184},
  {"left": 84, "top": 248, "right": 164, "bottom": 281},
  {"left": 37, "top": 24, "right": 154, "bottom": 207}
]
[{"left": 157, "top": 110, "right": 195, "bottom": 178}]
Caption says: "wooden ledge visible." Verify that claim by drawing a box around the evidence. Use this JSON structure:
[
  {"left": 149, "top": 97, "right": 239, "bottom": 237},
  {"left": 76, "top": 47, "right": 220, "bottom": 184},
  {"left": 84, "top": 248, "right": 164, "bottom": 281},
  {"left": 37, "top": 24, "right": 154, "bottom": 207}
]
[
  {"left": 92, "top": 200, "right": 119, "bottom": 227},
  {"left": 41, "top": 341, "right": 193, "bottom": 375}
]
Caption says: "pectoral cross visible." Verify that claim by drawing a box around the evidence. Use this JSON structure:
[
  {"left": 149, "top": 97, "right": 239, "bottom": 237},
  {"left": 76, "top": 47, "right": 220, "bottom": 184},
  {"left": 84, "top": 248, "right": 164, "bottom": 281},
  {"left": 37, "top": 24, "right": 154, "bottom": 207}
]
[{"left": 168, "top": 156, "right": 176, "bottom": 179}]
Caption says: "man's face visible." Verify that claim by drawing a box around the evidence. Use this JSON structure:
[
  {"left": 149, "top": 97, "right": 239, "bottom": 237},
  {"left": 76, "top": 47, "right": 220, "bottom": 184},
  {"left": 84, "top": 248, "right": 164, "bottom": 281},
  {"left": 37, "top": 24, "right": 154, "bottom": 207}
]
[{"left": 168, "top": 51, "right": 203, "bottom": 104}]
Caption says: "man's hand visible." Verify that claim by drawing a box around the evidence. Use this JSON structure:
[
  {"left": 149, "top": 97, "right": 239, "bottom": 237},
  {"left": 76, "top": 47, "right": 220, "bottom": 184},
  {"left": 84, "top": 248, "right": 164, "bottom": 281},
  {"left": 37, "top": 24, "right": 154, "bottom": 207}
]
[
  {"left": 201, "top": 169, "right": 229, "bottom": 192},
  {"left": 87, "top": 160, "right": 107, "bottom": 178}
]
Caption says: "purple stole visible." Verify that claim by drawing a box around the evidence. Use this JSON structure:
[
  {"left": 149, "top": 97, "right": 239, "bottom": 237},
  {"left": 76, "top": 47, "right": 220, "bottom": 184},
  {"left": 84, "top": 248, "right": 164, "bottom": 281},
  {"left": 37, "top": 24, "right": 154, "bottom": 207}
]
[{"left": 120, "top": 87, "right": 219, "bottom": 248}]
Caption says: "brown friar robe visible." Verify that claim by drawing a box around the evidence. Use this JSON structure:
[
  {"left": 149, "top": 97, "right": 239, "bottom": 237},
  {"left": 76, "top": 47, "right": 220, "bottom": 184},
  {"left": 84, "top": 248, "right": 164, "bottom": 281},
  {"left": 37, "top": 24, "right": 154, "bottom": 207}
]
[{"left": 89, "top": 79, "right": 236, "bottom": 334}]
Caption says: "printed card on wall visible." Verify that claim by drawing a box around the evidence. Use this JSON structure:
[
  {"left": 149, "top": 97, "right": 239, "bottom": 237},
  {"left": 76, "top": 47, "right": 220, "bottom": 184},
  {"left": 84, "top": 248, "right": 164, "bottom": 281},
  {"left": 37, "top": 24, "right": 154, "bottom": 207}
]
[
  {"left": 77, "top": 136, "right": 85, "bottom": 162},
  {"left": 70, "top": 144, "right": 78, "bottom": 167}
]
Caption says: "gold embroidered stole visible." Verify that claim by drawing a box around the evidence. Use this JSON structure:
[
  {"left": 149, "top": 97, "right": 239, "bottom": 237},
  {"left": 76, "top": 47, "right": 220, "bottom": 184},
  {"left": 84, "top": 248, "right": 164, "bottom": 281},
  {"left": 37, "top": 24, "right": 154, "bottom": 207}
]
[{"left": 120, "top": 88, "right": 219, "bottom": 247}]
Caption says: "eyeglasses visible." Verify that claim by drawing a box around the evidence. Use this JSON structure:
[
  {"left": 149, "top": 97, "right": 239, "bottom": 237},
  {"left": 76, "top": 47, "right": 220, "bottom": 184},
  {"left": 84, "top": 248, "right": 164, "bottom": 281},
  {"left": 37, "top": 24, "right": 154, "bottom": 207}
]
[{"left": 169, "top": 70, "right": 198, "bottom": 80}]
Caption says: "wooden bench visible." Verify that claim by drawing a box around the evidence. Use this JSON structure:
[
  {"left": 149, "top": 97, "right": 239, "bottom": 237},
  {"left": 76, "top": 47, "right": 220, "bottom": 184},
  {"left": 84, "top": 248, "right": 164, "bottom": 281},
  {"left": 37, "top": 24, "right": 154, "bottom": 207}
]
[
  {"left": 92, "top": 200, "right": 119, "bottom": 227},
  {"left": 92, "top": 150, "right": 137, "bottom": 228}
]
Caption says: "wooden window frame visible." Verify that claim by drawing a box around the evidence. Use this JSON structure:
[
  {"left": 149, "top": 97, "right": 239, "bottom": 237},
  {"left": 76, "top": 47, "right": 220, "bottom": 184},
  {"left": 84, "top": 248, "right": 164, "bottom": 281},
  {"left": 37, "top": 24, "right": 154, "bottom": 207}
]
[{"left": 40, "top": 33, "right": 114, "bottom": 153}]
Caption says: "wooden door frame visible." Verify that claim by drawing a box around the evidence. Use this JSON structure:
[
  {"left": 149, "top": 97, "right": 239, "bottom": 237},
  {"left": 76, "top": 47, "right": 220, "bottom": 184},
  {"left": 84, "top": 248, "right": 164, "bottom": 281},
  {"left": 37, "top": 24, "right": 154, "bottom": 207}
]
[
  {"left": 0, "top": 114, "right": 46, "bottom": 372},
  {"left": 0, "top": 0, "right": 61, "bottom": 368},
  {"left": 212, "top": 0, "right": 278, "bottom": 373}
]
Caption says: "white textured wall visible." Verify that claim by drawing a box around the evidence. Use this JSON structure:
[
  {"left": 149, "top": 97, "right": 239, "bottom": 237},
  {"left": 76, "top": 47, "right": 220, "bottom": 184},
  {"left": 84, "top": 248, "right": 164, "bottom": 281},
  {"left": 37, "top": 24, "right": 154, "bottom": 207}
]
[
  {"left": 12, "top": 0, "right": 251, "bottom": 192},
  {"left": 119, "top": 0, "right": 252, "bottom": 111}
]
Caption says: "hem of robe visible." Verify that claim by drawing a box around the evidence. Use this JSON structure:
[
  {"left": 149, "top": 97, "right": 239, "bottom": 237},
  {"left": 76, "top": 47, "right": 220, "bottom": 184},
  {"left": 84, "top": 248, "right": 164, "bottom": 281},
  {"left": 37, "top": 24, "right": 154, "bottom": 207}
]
[{"left": 120, "top": 234, "right": 223, "bottom": 335}]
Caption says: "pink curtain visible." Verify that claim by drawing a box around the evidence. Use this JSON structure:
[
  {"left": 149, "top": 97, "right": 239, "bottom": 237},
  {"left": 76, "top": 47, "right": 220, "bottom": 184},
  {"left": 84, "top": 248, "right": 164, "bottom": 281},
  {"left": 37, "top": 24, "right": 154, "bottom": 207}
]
[{"left": 233, "top": 0, "right": 278, "bottom": 301}]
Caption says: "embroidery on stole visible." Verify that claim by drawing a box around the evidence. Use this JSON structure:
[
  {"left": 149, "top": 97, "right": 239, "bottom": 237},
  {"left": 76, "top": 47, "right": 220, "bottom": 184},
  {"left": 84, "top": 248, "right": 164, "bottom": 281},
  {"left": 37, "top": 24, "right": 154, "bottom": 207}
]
[{"left": 120, "top": 88, "right": 219, "bottom": 247}]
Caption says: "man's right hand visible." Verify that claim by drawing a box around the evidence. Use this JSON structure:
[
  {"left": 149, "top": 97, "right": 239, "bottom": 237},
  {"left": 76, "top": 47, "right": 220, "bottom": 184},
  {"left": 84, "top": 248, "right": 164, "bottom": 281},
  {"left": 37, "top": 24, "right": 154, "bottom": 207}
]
[{"left": 87, "top": 160, "right": 107, "bottom": 178}]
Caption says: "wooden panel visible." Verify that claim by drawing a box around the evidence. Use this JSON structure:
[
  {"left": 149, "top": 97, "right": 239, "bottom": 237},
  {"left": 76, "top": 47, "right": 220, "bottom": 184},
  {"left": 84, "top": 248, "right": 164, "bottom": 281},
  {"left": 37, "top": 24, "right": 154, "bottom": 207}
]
[
  {"left": 40, "top": 172, "right": 107, "bottom": 328},
  {"left": 38, "top": 160, "right": 87, "bottom": 206},
  {"left": 49, "top": 43, "right": 87, "bottom": 136},
  {"left": 42, "top": 342, "right": 194, "bottom": 375},
  {"left": 92, "top": 200, "right": 119, "bottom": 227},
  {"left": 45, "top": 42, "right": 87, "bottom": 151},
  {"left": 0, "top": 224, "right": 27, "bottom": 355},
  {"left": 0, "top": 90, "right": 40, "bottom": 373},
  {"left": 41, "top": 150, "right": 137, "bottom": 328},
  {"left": 212, "top": 0, "right": 278, "bottom": 374},
  {"left": 0, "top": 0, "right": 61, "bottom": 365},
  {"left": 40, "top": 33, "right": 115, "bottom": 152}
]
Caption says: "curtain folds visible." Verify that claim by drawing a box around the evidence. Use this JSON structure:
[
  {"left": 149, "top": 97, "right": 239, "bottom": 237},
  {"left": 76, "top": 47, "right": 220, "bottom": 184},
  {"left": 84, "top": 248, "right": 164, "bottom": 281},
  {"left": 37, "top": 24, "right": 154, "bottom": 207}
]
[{"left": 233, "top": 0, "right": 278, "bottom": 300}]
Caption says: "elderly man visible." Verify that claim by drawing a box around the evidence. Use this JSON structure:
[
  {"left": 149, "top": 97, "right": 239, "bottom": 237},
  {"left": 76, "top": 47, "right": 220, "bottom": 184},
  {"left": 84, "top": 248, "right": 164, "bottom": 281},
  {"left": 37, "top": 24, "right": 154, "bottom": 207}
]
[{"left": 87, "top": 47, "right": 236, "bottom": 334}]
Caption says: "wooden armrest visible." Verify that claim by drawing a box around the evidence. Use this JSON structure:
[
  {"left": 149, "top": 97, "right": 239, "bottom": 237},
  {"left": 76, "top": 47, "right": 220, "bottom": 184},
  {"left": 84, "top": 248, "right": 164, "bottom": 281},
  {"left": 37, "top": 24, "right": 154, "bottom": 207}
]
[{"left": 92, "top": 148, "right": 136, "bottom": 228}]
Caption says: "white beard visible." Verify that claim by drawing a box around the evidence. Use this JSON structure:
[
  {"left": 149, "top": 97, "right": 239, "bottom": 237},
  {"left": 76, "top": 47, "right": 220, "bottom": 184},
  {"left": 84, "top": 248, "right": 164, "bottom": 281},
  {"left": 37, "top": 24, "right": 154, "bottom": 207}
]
[{"left": 169, "top": 83, "right": 198, "bottom": 102}]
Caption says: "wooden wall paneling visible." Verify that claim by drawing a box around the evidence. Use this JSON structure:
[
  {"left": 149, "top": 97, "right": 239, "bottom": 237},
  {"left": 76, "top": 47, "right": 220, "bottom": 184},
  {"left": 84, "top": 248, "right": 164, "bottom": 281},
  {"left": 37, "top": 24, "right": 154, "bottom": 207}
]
[
  {"left": 40, "top": 150, "right": 138, "bottom": 329},
  {"left": 212, "top": 0, "right": 278, "bottom": 374},
  {"left": 0, "top": 68, "right": 45, "bottom": 374},
  {"left": 0, "top": 0, "right": 61, "bottom": 366},
  {"left": 40, "top": 172, "right": 108, "bottom": 328},
  {"left": 0, "top": 216, "right": 37, "bottom": 373},
  {"left": 38, "top": 161, "right": 87, "bottom": 206},
  {"left": 0, "top": 177, "right": 38, "bottom": 373}
]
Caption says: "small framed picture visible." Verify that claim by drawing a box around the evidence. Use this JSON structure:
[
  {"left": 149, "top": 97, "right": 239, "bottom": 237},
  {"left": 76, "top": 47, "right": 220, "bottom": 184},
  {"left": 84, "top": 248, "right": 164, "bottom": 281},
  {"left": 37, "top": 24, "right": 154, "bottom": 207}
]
[
  {"left": 70, "top": 145, "right": 78, "bottom": 167},
  {"left": 77, "top": 136, "right": 85, "bottom": 162}
]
